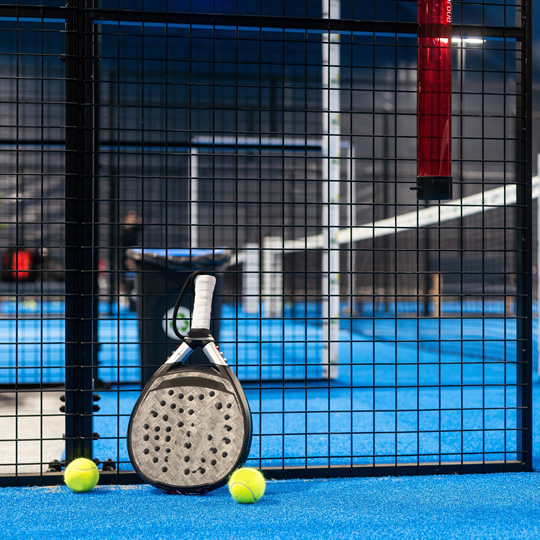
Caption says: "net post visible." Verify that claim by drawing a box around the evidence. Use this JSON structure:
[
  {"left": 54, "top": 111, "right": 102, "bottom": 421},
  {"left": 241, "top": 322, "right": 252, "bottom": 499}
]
[
  {"left": 321, "top": 0, "right": 341, "bottom": 379},
  {"left": 262, "top": 236, "right": 283, "bottom": 317},
  {"left": 429, "top": 272, "right": 442, "bottom": 317},
  {"left": 243, "top": 243, "right": 260, "bottom": 314},
  {"left": 506, "top": 273, "right": 516, "bottom": 316}
]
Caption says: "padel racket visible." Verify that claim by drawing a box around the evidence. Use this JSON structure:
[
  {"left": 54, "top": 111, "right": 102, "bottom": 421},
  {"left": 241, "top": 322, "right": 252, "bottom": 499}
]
[{"left": 128, "top": 271, "right": 252, "bottom": 494}]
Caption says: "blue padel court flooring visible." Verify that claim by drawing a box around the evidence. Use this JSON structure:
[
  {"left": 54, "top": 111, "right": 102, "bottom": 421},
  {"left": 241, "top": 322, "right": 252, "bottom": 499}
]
[
  {"left": 1, "top": 300, "right": 535, "bottom": 470},
  {"left": 1, "top": 300, "right": 528, "bottom": 385},
  {"left": 4, "top": 473, "right": 540, "bottom": 539}
]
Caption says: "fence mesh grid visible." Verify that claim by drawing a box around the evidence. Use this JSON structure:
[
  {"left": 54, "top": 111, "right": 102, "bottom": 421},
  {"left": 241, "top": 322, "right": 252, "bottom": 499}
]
[{"left": 0, "top": 0, "right": 533, "bottom": 485}]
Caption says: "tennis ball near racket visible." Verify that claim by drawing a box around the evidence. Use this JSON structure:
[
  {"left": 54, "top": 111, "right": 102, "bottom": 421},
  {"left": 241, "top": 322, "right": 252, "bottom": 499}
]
[
  {"left": 228, "top": 468, "right": 266, "bottom": 504},
  {"left": 64, "top": 458, "right": 99, "bottom": 492}
]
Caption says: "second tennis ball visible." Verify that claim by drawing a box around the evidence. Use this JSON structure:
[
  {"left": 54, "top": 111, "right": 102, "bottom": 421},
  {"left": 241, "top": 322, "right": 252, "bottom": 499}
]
[
  {"left": 64, "top": 458, "right": 99, "bottom": 492},
  {"left": 228, "top": 468, "right": 266, "bottom": 504}
]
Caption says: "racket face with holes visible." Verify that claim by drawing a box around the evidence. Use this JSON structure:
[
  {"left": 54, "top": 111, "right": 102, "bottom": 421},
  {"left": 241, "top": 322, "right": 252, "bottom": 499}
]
[{"left": 128, "top": 361, "right": 252, "bottom": 494}]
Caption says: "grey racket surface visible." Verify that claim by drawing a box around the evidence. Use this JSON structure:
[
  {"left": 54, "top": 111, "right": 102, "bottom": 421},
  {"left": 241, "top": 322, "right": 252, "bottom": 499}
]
[{"left": 129, "top": 363, "right": 250, "bottom": 492}]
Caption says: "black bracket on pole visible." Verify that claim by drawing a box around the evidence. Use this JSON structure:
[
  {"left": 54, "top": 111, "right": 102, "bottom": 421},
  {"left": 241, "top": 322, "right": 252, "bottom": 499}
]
[{"left": 411, "top": 176, "right": 453, "bottom": 201}]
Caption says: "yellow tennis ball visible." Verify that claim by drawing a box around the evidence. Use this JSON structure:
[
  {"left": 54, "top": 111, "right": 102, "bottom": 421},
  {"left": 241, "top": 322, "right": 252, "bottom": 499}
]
[
  {"left": 64, "top": 458, "right": 99, "bottom": 493},
  {"left": 228, "top": 468, "right": 266, "bottom": 504}
]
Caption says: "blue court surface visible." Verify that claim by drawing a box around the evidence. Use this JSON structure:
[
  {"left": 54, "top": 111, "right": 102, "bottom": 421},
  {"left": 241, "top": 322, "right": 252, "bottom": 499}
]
[
  {"left": 0, "top": 300, "right": 527, "bottom": 385},
  {"left": 2, "top": 299, "right": 539, "bottom": 538},
  {"left": 3, "top": 472, "right": 540, "bottom": 539}
]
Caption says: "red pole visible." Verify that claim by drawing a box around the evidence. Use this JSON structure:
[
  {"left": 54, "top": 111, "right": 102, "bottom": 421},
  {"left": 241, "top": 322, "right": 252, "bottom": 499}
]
[{"left": 416, "top": 0, "right": 452, "bottom": 200}]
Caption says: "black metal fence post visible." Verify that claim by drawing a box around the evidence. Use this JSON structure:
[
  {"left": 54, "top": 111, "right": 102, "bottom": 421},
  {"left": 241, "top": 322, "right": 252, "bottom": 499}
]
[
  {"left": 64, "top": 0, "right": 98, "bottom": 462},
  {"left": 515, "top": 0, "right": 534, "bottom": 470}
]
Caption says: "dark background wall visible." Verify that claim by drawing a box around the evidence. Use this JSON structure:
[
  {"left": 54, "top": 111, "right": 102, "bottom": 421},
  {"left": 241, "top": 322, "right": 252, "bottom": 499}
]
[{"left": 0, "top": 0, "right": 532, "bottom": 301}]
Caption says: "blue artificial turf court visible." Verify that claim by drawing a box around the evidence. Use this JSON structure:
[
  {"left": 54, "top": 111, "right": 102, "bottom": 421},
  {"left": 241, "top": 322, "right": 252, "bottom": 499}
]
[
  {"left": 1, "top": 298, "right": 539, "bottom": 538},
  {"left": 4, "top": 472, "right": 540, "bottom": 539}
]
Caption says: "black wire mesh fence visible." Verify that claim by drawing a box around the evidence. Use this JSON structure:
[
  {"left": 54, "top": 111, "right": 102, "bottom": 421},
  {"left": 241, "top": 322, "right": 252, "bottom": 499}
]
[{"left": 0, "top": 0, "right": 533, "bottom": 486}]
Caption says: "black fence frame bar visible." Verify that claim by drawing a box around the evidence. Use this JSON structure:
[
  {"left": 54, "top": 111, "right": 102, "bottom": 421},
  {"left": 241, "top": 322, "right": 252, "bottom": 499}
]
[
  {"left": 515, "top": 0, "right": 534, "bottom": 468},
  {"left": 0, "top": 4, "right": 525, "bottom": 40},
  {"left": 64, "top": 0, "right": 99, "bottom": 464}
]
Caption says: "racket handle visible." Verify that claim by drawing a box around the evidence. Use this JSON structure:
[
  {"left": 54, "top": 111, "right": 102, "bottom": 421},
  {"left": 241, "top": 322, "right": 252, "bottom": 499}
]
[{"left": 191, "top": 274, "right": 216, "bottom": 330}]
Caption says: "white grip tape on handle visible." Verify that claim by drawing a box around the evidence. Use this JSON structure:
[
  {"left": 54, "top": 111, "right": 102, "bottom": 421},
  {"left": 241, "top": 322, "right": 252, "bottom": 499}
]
[{"left": 192, "top": 275, "right": 216, "bottom": 330}]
